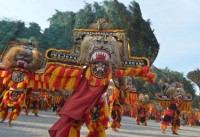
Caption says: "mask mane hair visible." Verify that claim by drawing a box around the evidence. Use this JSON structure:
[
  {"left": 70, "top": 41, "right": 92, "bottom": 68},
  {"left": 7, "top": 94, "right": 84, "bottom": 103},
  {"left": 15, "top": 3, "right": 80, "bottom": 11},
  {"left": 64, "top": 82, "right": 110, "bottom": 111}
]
[
  {"left": 2, "top": 47, "right": 25, "bottom": 69},
  {"left": 78, "top": 35, "right": 123, "bottom": 68},
  {"left": 1, "top": 46, "right": 43, "bottom": 71}
]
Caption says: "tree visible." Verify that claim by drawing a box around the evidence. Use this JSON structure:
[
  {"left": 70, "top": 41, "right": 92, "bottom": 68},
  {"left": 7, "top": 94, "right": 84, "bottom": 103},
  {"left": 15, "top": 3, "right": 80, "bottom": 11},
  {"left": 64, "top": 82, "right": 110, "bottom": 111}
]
[
  {"left": 15, "top": 22, "right": 42, "bottom": 51},
  {"left": 39, "top": 24, "right": 74, "bottom": 51},
  {"left": 0, "top": 19, "right": 25, "bottom": 53},
  {"left": 187, "top": 69, "right": 200, "bottom": 90},
  {"left": 74, "top": 3, "right": 95, "bottom": 28},
  {"left": 192, "top": 95, "right": 200, "bottom": 109},
  {"left": 128, "top": 1, "right": 159, "bottom": 64},
  {"left": 48, "top": 10, "right": 75, "bottom": 27},
  {"left": 27, "top": 22, "right": 42, "bottom": 38},
  {"left": 45, "top": 10, "right": 76, "bottom": 50},
  {"left": 103, "top": 0, "right": 127, "bottom": 29}
]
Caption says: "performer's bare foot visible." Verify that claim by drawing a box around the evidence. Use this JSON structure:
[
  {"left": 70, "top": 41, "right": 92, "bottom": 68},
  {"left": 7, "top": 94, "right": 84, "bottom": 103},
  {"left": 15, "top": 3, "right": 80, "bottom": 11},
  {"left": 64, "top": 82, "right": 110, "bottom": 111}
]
[
  {"left": 111, "top": 128, "right": 119, "bottom": 132},
  {"left": 172, "top": 132, "right": 178, "bottom": 135},
  {"left": 7, "top": 122, "right": 11, "bottom": 127},
  {"left": 7, "top": 121, "right": 12, "bottom": 127},
  {"left": 143, "top": 123, "right": 147, "bottom": 126},
  {"left": 162, "top": 129, "right": 165, "bottom": 134},
  {"left": 0, "top": 119, "right": 5, "bottom": 123}
]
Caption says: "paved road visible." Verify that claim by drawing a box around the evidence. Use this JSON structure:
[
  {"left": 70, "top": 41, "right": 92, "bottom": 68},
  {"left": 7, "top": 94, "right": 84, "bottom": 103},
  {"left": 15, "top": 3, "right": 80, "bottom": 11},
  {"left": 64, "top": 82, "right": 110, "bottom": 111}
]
[{"left": 0, "top": 110, "right": 199, "bottom": 137}]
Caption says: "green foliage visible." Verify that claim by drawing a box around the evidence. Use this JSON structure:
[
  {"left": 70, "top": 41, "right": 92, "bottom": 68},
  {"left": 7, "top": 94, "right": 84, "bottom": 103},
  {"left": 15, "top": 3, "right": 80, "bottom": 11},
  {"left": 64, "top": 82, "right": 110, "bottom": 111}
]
[
  {"left": 26, "top": 22, "right": 41, "bottom": 38},
  {"left": 187, "top": 68, "right": 200, "bottom": 89},
  {"left": 128, "top": 1, "right": 159, "bottom": 64},
  {"left": 40, "top": 24, "right": 74, "bottom": 50},
  {"left": 43, "top": 11, "right": 76, "bottom": 51},
  {"left": 93, "top": 2, "right": 109, "bottom": 20},
  {"left": 48, "top": 10, "right": 76, "bottom": 27},
  {"left": 192, "top": 95, "right": 200, "bottom": 109},
  {"left": 0, "top": 19, "right": 25, "bottom": 53},
  {"left": 0, "top": 18, "right": 43, "bottom": 54},
  {"left": 103, "top": 0, "right": 126, "bottom": 29},
  {"left": 75, "top": 3, "right": 95, "bottom": 28}
]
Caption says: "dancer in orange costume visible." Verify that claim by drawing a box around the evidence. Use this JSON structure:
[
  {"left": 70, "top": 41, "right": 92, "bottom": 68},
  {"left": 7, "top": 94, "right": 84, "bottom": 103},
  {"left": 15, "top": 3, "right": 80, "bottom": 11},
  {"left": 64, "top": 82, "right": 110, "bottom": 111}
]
[
  {"left": 109, "top": 82, "right": 123, "bottom": 132},
  {"left": 0, "top": 40, "right": 44, "bottom": 126},
  {"left": 47, "top": 37, "right": 155, "bottom": 136},
  {"left": 85, "top": 97, "right": 109, "bottom": 137},
  {"left": 41, "top": 92, "right": 51, "bottom": 111},
  {"left": 31, "top": 92, "right": 40, "bottom": 116},
  {"left": 0, "top": 88, "right": 26, "bottom": 126},
  {"left": 188, "top": 111, "right": 196, "bottom": 126},
  {"left": 55, "top": 97, "right": 65, "bottom": 114},
  {"left": 160, "top": 95, "right": 183, "bottom": 135},
  {"left": 24, "top": 88, "right": 32, "bottom": 115},
  {"left": 45, "top": 19, "right": 156, "bottom": 137},
  {"left": 111, "top": 100, "right": 122, "bottom": 131},
  {"left": 154, "top": 110, "right": 162, "bottom": 122},
  {"left": 135, "top": 94, "right": 150, "bottom": 126},
  {"left": 109, "top": 77, "right": 136, "bottom": 131}
]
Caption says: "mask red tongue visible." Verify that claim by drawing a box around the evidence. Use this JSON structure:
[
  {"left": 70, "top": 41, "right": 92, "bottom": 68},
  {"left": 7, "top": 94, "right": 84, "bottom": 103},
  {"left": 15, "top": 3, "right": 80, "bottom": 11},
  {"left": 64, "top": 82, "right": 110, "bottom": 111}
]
[
  {"left": 18, "top": 62, "right": 25, "bottom": 68},
  {"left": 96, "top": 54, "right": 106, "bottom": 60},
  {"left": 98, "top": 69, "right": 103, "bottom": 74}
]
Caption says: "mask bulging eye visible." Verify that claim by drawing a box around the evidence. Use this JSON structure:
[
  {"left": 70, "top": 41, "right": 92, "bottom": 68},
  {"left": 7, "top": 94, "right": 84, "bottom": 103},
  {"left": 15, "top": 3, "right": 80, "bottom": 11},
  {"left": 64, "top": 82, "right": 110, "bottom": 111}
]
[
  {"left": 96, "top": 40, "right": 101, "bottom": 44},
  {"left": 104, "top": 41, "right": 108, "bottom": 44},
  {"left": 17, "top": 53, "right": 24, "bottom": 58}
]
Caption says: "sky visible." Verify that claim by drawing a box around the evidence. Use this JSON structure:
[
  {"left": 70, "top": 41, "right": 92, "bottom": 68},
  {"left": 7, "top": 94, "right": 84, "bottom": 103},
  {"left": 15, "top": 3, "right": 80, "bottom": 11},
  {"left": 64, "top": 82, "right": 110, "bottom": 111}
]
[{"left": 0, "top": 0, "right": 200, "bottom": 91}]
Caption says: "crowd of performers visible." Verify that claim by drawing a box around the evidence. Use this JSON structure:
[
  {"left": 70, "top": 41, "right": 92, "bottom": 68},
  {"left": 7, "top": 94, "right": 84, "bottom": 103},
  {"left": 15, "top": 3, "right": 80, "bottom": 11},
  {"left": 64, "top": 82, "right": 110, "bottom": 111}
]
[
  {"left": 0, "top": 41, "right": 66, "bottom": 127},
  {"left": 0, "top": 84, "right": 64, "bottom": 126},
  {"left": 155, "top": 81, "right": 198, "bottom": 135},
  {"left": 159, "top": 97, "right": 200, "bottom": 135},
  {"left": 0, "top": 21, "right": 199, "bottom": 137},
  {"left": 1, "top": 79, "right": 198, "bottom": 129},
  {"left": 105, "top": 80, "right": 200, "bottom": 136},
  {"left": 0, "top": 44, "right": 198, "bottom": 137},
  {"left": 0, "top": 86, "right": 26, "bottom": 126},
  {"left": 0, "top": 71, "right": 199, "bottom": 136}
]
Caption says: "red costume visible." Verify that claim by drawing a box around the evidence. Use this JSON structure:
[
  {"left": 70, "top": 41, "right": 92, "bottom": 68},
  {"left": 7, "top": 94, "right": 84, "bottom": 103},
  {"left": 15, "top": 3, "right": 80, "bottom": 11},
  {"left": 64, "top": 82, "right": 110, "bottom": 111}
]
[
  {"left": 135, "top": 94, "right": 150, "bottom": 126},
  {"left": 0, "top": 90, "right": 26, "bottom": 126},
  {"left": 160, "top": 99, "right": 182, "bottom": 135},
  {"left": 45, "top": 21, "right": 156, "bottom": 137},
  {"left": 49, "top": 67, "right": 108, "bottom": 137},
  {"left": 0, "top": 41, "right": 44, "bottom": 126}
]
